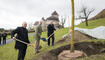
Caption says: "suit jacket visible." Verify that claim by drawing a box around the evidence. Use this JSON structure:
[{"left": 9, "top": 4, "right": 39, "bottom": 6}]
[
  {"left": 47, "top": 24, "right": 56, "bottom": 36},
  {"left": 11, "top": 27, "right": 30, "bottom": 49},
  {"left": 35, "top": 24, "right": 42, "bottom": 40}
]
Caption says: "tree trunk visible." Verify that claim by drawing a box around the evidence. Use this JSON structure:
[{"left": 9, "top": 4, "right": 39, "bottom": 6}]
[
  {"left": 62, "top": 24, "right": 64, "bottom": 28},
  {"left": 70, "top": 0, "right": 75, "bottom": 52},
  {"left": 85, "top": 18, "right": 88, "bottom": 26}
]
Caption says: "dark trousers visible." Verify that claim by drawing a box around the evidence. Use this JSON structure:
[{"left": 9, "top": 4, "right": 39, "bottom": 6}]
[
  {"left": 3, "top": 37, "right": 6, "bottom": 44},
  {"left": 18, "top": 48, "right": 26, "bottom": 60},
  {"left": 0, "top": 37, "right": 1, "bottom": 45},
  {"left": 48, "top": 34, "right": 55, "bottom": 46}
]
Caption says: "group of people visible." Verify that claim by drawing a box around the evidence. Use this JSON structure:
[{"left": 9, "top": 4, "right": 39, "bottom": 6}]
[
  {"left": 11, "top": 21, "right": 56, "bottom": 60},
  {"left": 34, "top": 21, "right": 56, "bottom": 53},
  {"left": 0, "top": 32, "right": 7, "bottom": 45}
]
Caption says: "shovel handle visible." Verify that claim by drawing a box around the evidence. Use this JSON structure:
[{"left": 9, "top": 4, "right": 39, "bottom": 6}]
[
  {"left": 47, "top": 32, "right": 55, "bottom": 40},
  {"left": 15, "top": 39, "right": 29, "bottom": 45}
]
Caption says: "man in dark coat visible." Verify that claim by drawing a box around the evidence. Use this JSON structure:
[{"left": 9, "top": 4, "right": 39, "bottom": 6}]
[
  {"left": 47, "top": 21, "right": 56, "bottom": 46},
  {"left": 0, "top": 32, "right": 2, "bottom": 45},
  {"left": 2, "top": 31, "right": 7, "bottom": 44},
  {"left": 11, "top": 22, "right": 30, "bottom": 60}
]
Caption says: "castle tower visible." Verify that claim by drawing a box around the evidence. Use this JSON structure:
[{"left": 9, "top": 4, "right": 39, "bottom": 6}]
[{"left": 46, "top": 11, "right": 59, "bottom": 28}]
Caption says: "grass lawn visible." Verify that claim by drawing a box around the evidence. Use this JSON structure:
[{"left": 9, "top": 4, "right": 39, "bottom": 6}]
[
  {"left": 76, "top": 18, "right": 105, "bottom": 29},
  {"left": 7, "top": 35, "right": 11, "bottom": 40},
  {"left": 0, "top": 36, "right": 35, "bottom": 60}
]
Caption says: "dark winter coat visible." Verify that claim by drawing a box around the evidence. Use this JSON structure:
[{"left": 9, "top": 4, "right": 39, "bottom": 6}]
[
  {"left": 11, "top": 27, "right": 30, "bottom": 49},
  {"left": 47, "top": 24, "right": 56, "bottom": 36}
]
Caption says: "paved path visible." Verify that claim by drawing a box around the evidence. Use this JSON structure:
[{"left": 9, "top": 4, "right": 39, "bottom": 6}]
[
  {"left": 0, "top": 33, "right": 34, "bottom": 46},
  {"left": 28, "top": 33, "right": 35, "bottom": 36}
]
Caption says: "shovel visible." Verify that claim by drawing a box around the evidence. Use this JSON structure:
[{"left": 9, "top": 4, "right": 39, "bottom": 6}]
[
  {"left": 14, "top": 39, "right": 35, "bottom": 47},
  {"left": 41, "top": 32, "right": 55, "bottom": 41}
]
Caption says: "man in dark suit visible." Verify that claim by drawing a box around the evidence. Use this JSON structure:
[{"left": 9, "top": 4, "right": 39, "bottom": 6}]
[
  {"left": 2, "top": 31, "right": 7, "bottom": 44},
  {"left": 47, "top": 21, "right": 56, "bottom": 46},
  {"left": 0, "top": 32, "right": 2, "bottom": 45},
  {"left": 11, "top": 22, "right": 30, "bottom": 60}
]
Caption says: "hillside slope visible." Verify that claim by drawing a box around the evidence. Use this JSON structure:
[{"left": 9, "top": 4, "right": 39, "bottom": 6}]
[{"left": 76, "top": 18, "right": 105, "bottom": 29}]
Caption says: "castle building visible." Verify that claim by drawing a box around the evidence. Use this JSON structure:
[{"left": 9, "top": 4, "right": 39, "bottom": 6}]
[{"left": 34, "top": 11, "right": 60, "bottom": 31}]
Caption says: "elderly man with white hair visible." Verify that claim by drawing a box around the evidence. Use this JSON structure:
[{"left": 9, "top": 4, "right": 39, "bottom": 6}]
[{"left": 11, "top": 22, "right": 30, "bottom": 60}]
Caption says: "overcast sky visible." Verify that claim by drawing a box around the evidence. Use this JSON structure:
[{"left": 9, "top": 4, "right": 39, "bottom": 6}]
[{"left": 0, "top": 0, "right": 105, "bottom": 29}]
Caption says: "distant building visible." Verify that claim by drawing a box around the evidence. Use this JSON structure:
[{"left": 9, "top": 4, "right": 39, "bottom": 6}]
[
  {"left": 42, "top": 11, "right": 60, "bottom": 31},
  {"left": 34, "top": 11, "right": 60, "bottom": 31},
  {"left": 46, "top": 11, "right": 60, "bottom": 28},
  {"left": 41, "top": 17, "right": 47, "bottom": 31}
]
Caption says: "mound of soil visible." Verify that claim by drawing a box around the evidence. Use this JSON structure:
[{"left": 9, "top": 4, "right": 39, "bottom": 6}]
[
  {"left": 74, "top": 31, "right": 95, "bottom": 41},
  {"left": 56, "top": 30, "right": 95, "bottom": 44},
  {"left": 34, "top": 42, "right": 105, "bottom": 60},
  {"left": 58, "top": 50, "right": 87, "bottom": 60}
]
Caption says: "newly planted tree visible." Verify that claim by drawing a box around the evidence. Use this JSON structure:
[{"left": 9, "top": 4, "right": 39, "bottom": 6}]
[{"left": 70, "top": 0, "right": 75, "bottom": 52}]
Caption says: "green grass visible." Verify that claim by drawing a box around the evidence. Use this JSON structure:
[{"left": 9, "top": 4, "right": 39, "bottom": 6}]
[
  {"left": 79, "top": 39, "right": 105, "bottom": 44},
  {"left": 76, "top": 18, "right": 105, "bottom": 29},
  {"left": 0, "top": 28, "right": 69, "bottom": 60},
  {"left": 0, "top": 36, "right": 35, "bottom": 60},
  {"left": 7, "top": 35, "right": 11, "bottom": 40}
]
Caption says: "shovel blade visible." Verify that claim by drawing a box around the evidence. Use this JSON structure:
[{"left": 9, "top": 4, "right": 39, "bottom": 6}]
[{"left": 41, "top": 38, "right": 46, "bottom": 41}]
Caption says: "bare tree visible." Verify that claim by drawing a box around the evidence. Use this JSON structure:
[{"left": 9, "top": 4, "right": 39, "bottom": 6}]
[
  {"left": 79, "top": 5, "right": 95, "bottom": 26},
  {"left": 60, "top": 17, "right": 66, "bottom": 28},
  {"left": 27, "top": 22, "right": 34, "bottom": 31}
]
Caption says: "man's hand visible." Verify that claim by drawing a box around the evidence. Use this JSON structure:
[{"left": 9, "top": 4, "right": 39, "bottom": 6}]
[
  {"left": 28, "top": 43, "right": 32, "bottom": 46},
  {"left": 41, "top": 36, "right": 42, "bottom": 38},
  {"left": 28, "top": 43, "right": 35, "bottom": 47},
  {"left": 13, "top": 37, "right": 16, "bottom": 40}
]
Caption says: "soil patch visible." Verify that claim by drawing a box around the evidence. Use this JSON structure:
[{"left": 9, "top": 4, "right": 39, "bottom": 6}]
[{"left": 34, "top": 42, "right": 105, "bottom": 60}]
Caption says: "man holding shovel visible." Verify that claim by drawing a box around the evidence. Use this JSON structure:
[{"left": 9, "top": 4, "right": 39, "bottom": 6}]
[
  {"left": 47, "top": 21, "right": 56, "bottom": 46},
  {"left": 11, "top": 22, "right": 30, "bottom": 60},
  {"left": 34, "top": 21, "right": 43, "bottom": 54}
]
